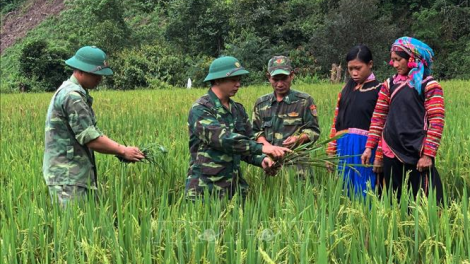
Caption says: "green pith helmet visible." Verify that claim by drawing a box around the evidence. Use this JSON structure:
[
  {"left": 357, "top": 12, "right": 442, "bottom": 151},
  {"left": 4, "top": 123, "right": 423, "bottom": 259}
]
[
  {"left": 65, "top": 46, "right": 113, "bottom": 76},
  {"left": 268, "top": 55, "right": 293, "bottom": 76},
  {"left": 204, "top": 56, "right": 249, "bottom": 82}
]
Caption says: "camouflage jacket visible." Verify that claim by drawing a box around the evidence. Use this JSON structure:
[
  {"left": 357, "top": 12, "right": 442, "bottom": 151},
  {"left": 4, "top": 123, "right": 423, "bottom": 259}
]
[
  {"left": 186, "top": 89, "right": 265, "bottom": 197},
  {"left": 43, "top": 76, "right": 103, "bottom": 188},
  {"left": 252, "top": 89, "right": 320, "bottom": 146}
]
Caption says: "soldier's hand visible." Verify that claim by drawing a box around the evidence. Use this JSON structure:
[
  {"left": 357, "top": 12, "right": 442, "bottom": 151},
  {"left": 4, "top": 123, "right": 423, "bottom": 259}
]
[
  {"left": 261, "top": 157, "right": 274, "bottom": 169},
  {"left": 262, "top": 145, "right": 292, "bottom": 159},
  {"left": 282, "top": 136, "right": 298, "bottom": 148},
  {"left": 120, "top": 146, "right": 145, "bottom": 162},
  {"left": 282, "top": 134, "right": 307, "bottom": 148},
  {"left": 262, "top": 157, "right": 279, "bottom": 176}
]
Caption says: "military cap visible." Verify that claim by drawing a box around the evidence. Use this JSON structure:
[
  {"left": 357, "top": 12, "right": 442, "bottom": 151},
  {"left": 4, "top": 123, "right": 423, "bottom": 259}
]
[
  {"left": 65, "top": 46, "right": 113, "bottom": 76},
  {"left": 204, "top": 56, "right": 249, "bottom": 82},
  {"left": 268, "top": 56, "right": 293, "bottom": 76}
]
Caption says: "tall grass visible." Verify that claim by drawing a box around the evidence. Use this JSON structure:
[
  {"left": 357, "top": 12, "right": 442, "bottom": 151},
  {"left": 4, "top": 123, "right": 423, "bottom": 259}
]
[{"left": 1, "top": 81, "right": 469, "bottom": 263}]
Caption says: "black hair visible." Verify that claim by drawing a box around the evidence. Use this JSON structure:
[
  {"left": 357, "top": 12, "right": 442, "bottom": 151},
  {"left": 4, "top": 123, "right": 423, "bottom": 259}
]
[
  {"left": 345, "top": 45, "right": 373, "bottom": 64},
  {"left": 338, "top": 45, "right": 374, "bottom": 125},
  {"left": 393, "top": 50, "right": 411, "bottom": 61}
]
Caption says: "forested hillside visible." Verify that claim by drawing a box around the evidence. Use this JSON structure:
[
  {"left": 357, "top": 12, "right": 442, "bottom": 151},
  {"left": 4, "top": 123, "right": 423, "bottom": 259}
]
[{"left": 1, "top": 0, "right": 469, "bottom": 92}]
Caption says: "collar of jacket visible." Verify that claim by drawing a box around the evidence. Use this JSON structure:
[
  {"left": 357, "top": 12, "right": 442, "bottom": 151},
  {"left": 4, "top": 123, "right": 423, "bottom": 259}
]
[
  {"left": 207, "top": 88, "right": 234, "bottom": 110},
  {"left": 69, "top": 75, "right": 93, "bottom": 106},
  {"left": 269, "top": 89, "right": 297, "bottom": 105}
]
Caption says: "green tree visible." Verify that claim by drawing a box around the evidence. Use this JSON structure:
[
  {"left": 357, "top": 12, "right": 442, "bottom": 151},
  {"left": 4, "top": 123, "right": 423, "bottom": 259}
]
[
  {"left": 412, "top": 0, "right": 470, "bottom": 79},
  {"left": 229, "top": 0, "right": 323, "bottom": 48},
  {"left": 223, "top": 29, "right": 276, "bottom": 84},
  {"left": 18, "top": 40, "right": 70, "bottom": 92},
  {"left": 310, "top": 0, "right": 398, "bottom": 78},
  {"left": 60, "top": 0, "right": 131, "bottom": 54},
  {"left": 165, "top": 0, "right": 231, "bottom": 57}
]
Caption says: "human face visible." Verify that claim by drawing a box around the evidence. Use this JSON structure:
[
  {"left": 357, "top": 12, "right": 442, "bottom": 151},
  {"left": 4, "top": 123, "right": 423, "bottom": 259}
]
[
  {"left": 390, "top": 51, "right": 410, "bottom": 76},
  {"left": 216, "top": 76, "right": 242, "bottom": 98},
  {"left": 75, "top": 70, "right": 103, "bottom": 89},
  {"left": 268, "top": 73, "right": 294, "bottom": 97},
  {"left": 347, "top": 59, "right": 373, "bottom": 84}
]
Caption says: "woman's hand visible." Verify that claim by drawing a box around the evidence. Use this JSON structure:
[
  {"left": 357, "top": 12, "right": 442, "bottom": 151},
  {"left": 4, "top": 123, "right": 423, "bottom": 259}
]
[
  {"left": 373, "top": 158, "right": 383, "bottom": 174},
  {"left": 361, "top": 148, "right": 372, "bottom": 165},
  {"left": 417, "top": 155, "right": 433, "bottom": 172}
]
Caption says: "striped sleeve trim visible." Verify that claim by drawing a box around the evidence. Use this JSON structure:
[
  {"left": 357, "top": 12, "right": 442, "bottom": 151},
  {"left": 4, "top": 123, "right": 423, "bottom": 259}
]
[
  {"left": 366, "top": 80, "right": 390, "bottom": 149},
  {"left": 423, "top": 80, "right": 445, "bottom": 157}
]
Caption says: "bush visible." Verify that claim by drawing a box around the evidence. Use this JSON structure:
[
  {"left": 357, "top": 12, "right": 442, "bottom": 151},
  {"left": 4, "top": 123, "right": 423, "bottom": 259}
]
[
  {"left": 289, "top": 45, "right": 320, "bottom": 78},
  {"left": 105, "top": 43, "right": 194, "bottom": 90},
  {"left": 223, "top": 29, "right": 275, "bottom": 85},
  {"left": 18, "top": 40, "right": 71, "bottom": 92},
  {"left": 186, "top": 55, "right": 215, "bottom": 88}
]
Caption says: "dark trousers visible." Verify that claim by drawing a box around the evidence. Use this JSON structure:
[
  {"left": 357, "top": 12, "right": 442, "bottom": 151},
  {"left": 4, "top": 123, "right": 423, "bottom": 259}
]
[{"left": 383, "top": 156, "right": 443, "bottom": 204}]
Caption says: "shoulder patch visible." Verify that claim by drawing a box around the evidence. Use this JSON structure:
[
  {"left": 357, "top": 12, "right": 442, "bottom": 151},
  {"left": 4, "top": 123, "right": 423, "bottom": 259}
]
[{"left": 310, "top": 104, "right": 318, "bottom": 116}]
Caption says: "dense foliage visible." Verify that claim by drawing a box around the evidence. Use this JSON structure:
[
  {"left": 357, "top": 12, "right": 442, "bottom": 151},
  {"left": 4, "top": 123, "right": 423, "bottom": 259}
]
[{"left": 1, "top": 0, "right": 469, "bottom": 92}]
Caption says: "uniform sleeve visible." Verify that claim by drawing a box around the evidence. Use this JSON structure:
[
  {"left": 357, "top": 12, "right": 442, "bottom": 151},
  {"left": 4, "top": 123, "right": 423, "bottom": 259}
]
[
  {"left": 189, "top": 104, "right": 263, "bottom": 156},
  {"left": 63, "top": 91, "right": 103, "bottom": 145},
  {"left": 252, "top": 101, "right": 264, "bottom": 140},
  {"left": 327, "top": 92, "right": 341, "bottom": 156},
  {"left": 241, "top": 108, "right": 265, "bottom": 166},
  {"left": 366, "top": 81, "right": 390, "bottom": 149},
  {"left": 300, "top": 96, "right": 321, "bottom": 143},
  {"left": 423, "top": 81, "right": 445, "bottom": 157}
]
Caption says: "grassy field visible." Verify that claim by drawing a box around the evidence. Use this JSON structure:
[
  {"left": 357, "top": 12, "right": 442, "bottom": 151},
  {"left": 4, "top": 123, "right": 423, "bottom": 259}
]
[{"left": 1, "top": 81, "right": 469, "bottom": 263}]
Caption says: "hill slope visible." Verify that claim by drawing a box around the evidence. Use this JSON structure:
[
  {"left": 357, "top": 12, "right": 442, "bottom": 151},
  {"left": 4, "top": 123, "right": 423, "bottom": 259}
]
[{"left": 1, "top": 0, "right": 64, "bottom": 54}]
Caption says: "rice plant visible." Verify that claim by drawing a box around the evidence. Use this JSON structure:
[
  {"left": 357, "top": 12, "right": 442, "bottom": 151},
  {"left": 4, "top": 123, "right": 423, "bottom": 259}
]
[{"left": 1, "top": 81, "right": 469, "bottom": 263}]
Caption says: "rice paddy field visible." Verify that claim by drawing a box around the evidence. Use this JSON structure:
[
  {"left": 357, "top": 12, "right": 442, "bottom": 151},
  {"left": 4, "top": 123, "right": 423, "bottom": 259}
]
[{"left": 1, "top": 81, "right": 469, "bottom": 263}]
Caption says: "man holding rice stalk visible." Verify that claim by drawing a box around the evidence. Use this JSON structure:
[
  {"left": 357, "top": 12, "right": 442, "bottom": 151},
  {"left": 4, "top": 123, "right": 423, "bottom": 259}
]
[
  {"left": 186, "top": 56, "right": 292, "bottom": 200},
  {"left": 43, "top": 46, "right": 144, "bottom": 206},
  {"left": 252, "top": 56, "right": 321, "bottom": 179}
]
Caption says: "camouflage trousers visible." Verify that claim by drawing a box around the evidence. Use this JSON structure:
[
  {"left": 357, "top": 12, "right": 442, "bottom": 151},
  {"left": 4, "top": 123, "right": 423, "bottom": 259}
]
[
  {"left": 48, "top": 185, "right": 97, "bottom": 207},
  {"left": 185, "top": 176, "right": 249, "bottom": 202}
]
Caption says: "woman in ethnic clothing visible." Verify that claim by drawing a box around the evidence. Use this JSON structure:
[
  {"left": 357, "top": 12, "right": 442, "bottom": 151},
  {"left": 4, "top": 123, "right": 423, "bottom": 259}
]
[
  {"left": 361, "top": 37, "right": 444, "bottom": 203},
  {"left": 327, "top": 45, "right": 383, "bottom": 198}
]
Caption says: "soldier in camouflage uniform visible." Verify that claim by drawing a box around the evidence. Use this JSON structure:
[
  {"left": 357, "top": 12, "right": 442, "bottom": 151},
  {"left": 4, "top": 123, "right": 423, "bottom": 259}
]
[
  {"left": 43, "top": 46, "right": 144, "bottom": 206},
  {"left": 186, "top": 56, "right": 291, "bottom": 200},
  {"left": 252, "top": 56, "right": 321, "bottom": 177}
]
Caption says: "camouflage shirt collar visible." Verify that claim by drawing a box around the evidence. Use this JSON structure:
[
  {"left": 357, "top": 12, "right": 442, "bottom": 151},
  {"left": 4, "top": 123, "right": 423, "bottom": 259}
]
[
  {"left": 69, "top": 75, "right": 93, "bottom": 105},
  {"left": 270, "top": 89, "right": 296, "bottom": 104},
  {"left": 208, "top": 88, "right": 233, "bottom": 111},
  {"left": 69, "top": 75, "right": 87, "bottom": 94}
]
